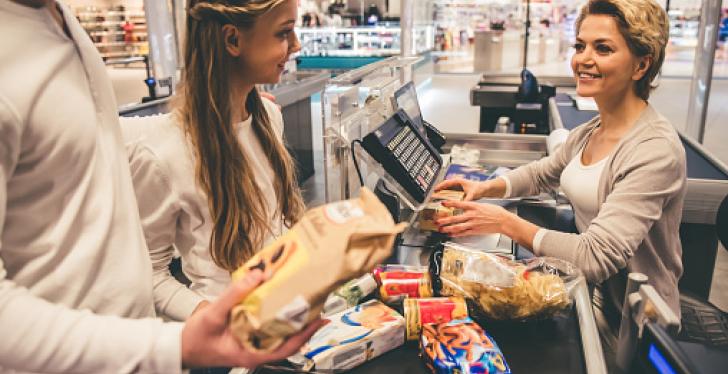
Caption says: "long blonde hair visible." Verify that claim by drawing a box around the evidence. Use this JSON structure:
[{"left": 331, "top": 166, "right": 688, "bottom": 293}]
[{"left": 180, "top": 0, "right": 304, "bottom": 271}]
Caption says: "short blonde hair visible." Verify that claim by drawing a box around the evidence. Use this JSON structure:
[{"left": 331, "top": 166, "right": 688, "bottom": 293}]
[{"left": 575, "top": 0, "right": 669, "bottom": 100}]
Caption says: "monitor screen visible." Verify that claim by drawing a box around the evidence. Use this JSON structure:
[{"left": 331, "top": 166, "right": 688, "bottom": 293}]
[
  {"left": 635, "top": 322, "right": 693, "bottom": 374},
  {"left": 393, "top": 82, "right": 425, "bottom": 134}
]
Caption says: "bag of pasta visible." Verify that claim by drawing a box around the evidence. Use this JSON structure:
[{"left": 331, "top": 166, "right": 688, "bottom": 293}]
[{"left": 435, "top": 243, "right": 579, "bottom": 321}]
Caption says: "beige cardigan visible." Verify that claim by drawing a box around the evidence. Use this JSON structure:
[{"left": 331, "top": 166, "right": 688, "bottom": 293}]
[{"left": 505, "top": 104, "right": 686, "bottom": 317}]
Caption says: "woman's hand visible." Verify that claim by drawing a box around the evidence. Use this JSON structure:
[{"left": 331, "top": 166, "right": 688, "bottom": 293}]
[
  {"left": 434, "top": 177, "right": 507, "bottom": 201},
  {"left": 434, "top": 178, "right": 488, "bottom": 201},
  {"left": 435, "top": 200, "right": 511, "bottom": 236},
  {"left": 437, "top": 200, "right": 540, "bottom": 249},
  {"left": 180, "top": 269, "right": 327, "bottom": 369},
  {"left": 191, "top": 300, "right": 211, "bottom": 315}
]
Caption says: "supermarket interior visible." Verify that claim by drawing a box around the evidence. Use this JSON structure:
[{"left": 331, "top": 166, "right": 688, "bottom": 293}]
[{"left": 4, "top": 0, "right": 728, "bottom": 373}]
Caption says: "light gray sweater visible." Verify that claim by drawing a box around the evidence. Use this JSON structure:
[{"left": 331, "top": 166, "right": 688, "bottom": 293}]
[{"left": 506, "top": 104, "right": 686, "bottom": 317}]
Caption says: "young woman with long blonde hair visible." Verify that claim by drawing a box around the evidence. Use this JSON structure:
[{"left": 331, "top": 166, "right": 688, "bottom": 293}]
[{"left": 123, "top": 0, "right": 305, "bottom": 321}]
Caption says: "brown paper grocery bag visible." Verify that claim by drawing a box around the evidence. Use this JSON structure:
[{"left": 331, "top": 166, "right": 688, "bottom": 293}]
[{"left": 230, "top": 188, "right": 407, "bottom": 352}]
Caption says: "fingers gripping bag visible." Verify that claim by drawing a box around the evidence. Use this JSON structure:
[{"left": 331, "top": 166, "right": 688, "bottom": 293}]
[
  {"left": 230, "top": 188, "right": 407, "bottom": 351},
  {"left": 436, "top": 243, "right": 579, "bottom": 321},
  {"left": 421, "top": 317, "right": 510, "bottom": 374}
]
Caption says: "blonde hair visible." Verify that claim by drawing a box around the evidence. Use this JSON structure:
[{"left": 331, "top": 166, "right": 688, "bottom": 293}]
[
  {"left": 575, "top": 0, "right": 669, "bottom": 100},
  {"left": 179, "top": 0, "right": 304, "bottom": 271}
]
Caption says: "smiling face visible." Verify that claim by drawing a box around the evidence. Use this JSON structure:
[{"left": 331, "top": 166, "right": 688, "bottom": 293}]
[
  {"left": 571, "top": 15, "right": 648, "bottom": 101},
  {"left": 230, "top": 0, "right": 300, "bottom": 85}
]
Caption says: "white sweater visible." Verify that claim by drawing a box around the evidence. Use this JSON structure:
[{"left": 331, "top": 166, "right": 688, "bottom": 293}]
[
  {"left": 121, "top": 100, "right": 285, "bottom": 321},
  {"left": 0, "top": 2, "right": 182, "bottom": 373}
]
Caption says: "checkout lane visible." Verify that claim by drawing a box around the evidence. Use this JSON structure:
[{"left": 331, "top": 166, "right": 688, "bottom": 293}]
[{"left": 256, "top": 58, "right": 607, "bottom": 373}]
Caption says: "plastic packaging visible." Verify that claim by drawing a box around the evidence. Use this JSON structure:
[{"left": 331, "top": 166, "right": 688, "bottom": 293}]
[
  {"left": 289, "top": 300, "right": 405, "bottom": 372},
  {"left": 404, "top": 297, "right": 468, "bottom": 340},
  {"left": 435, "top": 243, "right": 578, "bottom": 321},
  {"left": 421, "top": 317, "right": 510, "bottom": 374},
  {"left": 323, "top": 273, "right": 378, "bottom": 316},
  {"left": 449, "top": 144, "right": 480, "bottom": 167}
]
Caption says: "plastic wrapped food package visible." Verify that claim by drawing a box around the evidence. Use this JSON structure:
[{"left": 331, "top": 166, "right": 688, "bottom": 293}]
[
  {"left": 288, "top": 300, "right": 405, "bottom": 372},
  {"left": 421, "top": 317, "right": 510, "bottom": 374},
  {"left": 438, "top": 243, "right": 578, "bottom": 321},
  {"left": 323, "top": 273, "right": 378, "bottom": 316}
]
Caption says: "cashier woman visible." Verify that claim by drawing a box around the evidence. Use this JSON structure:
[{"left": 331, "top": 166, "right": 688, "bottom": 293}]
[
  {"left": 0, "top": 0, "right": 323, "bottom": 372},
  {"left": 436, "top": 0, "right": 686, "bottom": 350}
]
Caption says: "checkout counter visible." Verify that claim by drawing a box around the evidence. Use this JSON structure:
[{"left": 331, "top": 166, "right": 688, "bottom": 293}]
[
  {"left": 254, "top": 62, "right": 726, "bottom": 373},
  {"left": 254, "top": 58, "right": 607, "bottom": 373},
  {"left": 118, "top": 70, "right": 330, "bottom": 185}
]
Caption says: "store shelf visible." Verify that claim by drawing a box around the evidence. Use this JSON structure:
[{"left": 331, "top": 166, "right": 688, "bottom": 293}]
[
  {"left": 94, "top": 41, "right": 148, "bottom": 48},
  {"left": 296, "top": 25, "right": 433, "bottom": 58},
  {"left": 74, "top": 6, "right": 148, "bottom": 61}
]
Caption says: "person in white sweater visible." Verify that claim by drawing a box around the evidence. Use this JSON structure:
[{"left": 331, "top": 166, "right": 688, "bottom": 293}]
[
  {"left": 122, "top": 0, "right": 306, "bottom": 321},
  {"left": 0, "top": 1, "right": 322, "bottom": 372}
]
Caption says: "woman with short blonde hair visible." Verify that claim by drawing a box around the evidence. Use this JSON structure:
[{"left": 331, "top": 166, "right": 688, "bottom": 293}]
[{"left": 436, "top": 0, "right": 685, "bottom": 364}]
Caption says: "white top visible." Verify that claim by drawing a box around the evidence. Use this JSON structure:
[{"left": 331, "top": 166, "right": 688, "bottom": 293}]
[
  {"left": 502, "top": 146, "right": 606, "bottom": 252},
  {"left": 0, "top": 2, "right": 182, "bottom": 373},
  {"left": 121, "top": 99, "right": 286, "bottom": 321},
  {"left": 559, "top": 147, "right": 607, "bottom": 233}
]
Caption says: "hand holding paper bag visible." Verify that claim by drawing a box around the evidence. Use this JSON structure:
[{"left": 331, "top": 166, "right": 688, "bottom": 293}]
[{"left": 229, "top": 188, "right": 407, "bottom": 352}]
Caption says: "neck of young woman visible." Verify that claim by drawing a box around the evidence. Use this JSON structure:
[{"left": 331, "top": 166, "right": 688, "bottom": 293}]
[
  {"left": 230, "top": 80, "right": 255, "bottom": 124},
  {"left": 594, "top": 86, "right": 647, "bottom": 135}
]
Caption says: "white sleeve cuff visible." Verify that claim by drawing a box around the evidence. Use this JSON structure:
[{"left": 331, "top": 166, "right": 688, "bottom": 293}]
[
  {"left": 139, "top": 321, "right": 184, "bottom": 374},
  {"left": 500, "top": 176, "right": 512, "bottom": 198},
  {"left": 532, "top": 228, "right": 548, "bottom": 254}
]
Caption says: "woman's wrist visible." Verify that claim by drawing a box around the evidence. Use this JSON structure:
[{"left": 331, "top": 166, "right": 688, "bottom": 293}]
[
  {"left": 479, "top": 178, "right": 506, "bottom": 199},
  {"left": 499, "top": 211, "right": 539, "bottom": 249}
]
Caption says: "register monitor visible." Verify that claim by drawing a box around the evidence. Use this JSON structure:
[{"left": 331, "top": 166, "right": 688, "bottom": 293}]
[
  {"left": 392, "top": 82, "right": 446, "bottom": 150},
  {"left": 361, "top": 109, "right": 443, "bottom": 205}
]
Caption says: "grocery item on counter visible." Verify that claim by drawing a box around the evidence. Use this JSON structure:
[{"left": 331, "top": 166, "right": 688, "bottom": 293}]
[
  {"left": 230, "top": 188, "right": 407, "bottom": 352},
  {"left": 421, "top": 317, "right": 510, "bottom": 374},
  {"left": 437, "top": 243, "right": 576, "bottom": 321},
  {"left": 289, "top": 300, "right": 405, "bottom": 373},
  {"left": 431, "top": 189, "right": 466, "bottom": 201},
  {"left": 449, "top": 145, "right": 481, "bottom": 166},
  {"left": 404, "top": 297, "right": 468, "bottom": 340},
  {"left": 323, "top": 273, "right": 378, "bottom": 316},
  {"left": 444, "top": 163, "right": 510, "bottom": 183},
  {"left": 444, "top": 164, "right": 495, "bottom": 182},
  {"left": 419, "top": 201, "right": 463, "bottom": 231},
  {"left": 374, "top": 264, "right": 433, "bottom": 303},
  {"left": 419, "top": 188, "right": 465, "bottom": 232}
]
